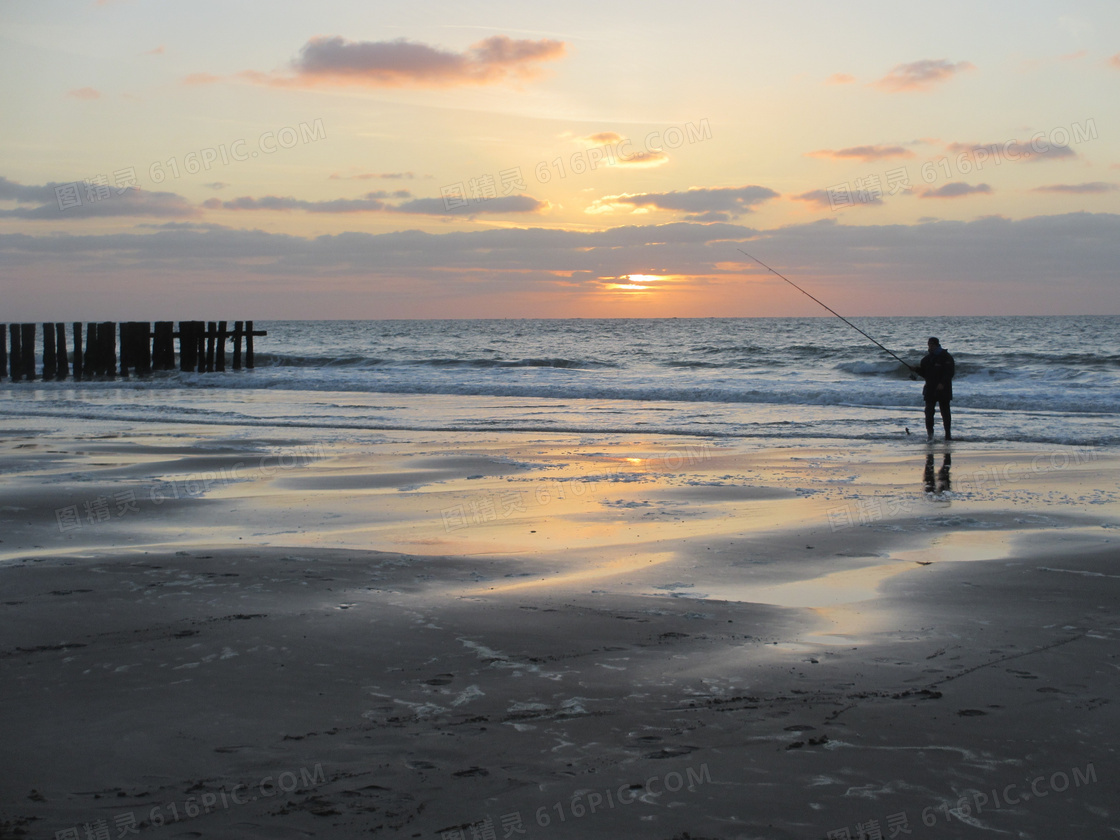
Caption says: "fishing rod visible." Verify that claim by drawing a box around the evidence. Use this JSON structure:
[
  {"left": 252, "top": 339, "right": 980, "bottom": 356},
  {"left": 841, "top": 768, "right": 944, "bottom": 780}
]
[{"left": 737, "top": 248, "right": 917, "bottom": 373}]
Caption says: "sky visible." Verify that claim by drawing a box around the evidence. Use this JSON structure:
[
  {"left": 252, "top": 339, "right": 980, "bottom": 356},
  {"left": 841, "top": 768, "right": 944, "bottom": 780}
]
[{"left": 1, "top": 0, "right": 1118, "bottom": 319}]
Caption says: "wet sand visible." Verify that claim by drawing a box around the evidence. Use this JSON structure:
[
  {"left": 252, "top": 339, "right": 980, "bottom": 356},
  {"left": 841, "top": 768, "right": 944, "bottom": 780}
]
[{"left": 1, "top": 423, "right": 1118, "bottom": 838}]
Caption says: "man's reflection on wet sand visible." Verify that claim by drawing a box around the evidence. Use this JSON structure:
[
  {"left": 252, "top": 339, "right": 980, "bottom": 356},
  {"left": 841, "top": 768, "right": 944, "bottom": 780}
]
[{"left": 924, "top": 452, "right": 952, "bottom": 495}]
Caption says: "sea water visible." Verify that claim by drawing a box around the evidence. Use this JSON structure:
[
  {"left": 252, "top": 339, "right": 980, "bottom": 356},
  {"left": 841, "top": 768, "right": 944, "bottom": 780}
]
[{"left": 2, "top": 316, "right": 1117, "bottom": 448}]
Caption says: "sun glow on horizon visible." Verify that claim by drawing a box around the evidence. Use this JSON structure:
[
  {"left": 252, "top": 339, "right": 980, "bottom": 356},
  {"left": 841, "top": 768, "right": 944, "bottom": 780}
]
[{"left": 604, "top": 273, "right": 674, "bottom": 292}]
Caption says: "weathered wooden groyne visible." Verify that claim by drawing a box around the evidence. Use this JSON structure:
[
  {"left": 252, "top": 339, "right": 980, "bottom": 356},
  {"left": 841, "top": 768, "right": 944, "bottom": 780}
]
[{"left": 1, "top": 321, "right": 266, "bottom": 382}]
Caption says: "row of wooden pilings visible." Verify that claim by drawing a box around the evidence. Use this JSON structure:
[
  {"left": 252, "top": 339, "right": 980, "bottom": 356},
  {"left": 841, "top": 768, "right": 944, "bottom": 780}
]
[{"left": 0, "top": 321, "right": 266, "bottom": 382}]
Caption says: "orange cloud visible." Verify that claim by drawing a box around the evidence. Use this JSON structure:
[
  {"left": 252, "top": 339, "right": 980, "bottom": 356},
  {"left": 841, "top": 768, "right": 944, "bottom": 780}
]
[
  {"left": 920, "top": 182, "right": 992, "bottom": 199},
  {"left": 249, "top": 35, "right": 567, "bottom": 89},
  {"left": 1032, "top": 182, "right": 1117, "bottom": 194},
  {"left": 791, "top": 190, "right": 836, "bottom": 209},
  {"left": 205, "top": 191, "right": 547, "bottom": 216},
  {"left": 1110, "top": 53, "right": 1120, "bottom": 69},
  {"left": 947, "top": 140, "right": 1077, "bottom": 163},
  {"left": 588, "top": 185, "right": 778, "bottom": 221},
  {"left": 619, "top": 149, "right": 669, "bottom": 168},
  {"left": 583, "top": 131, "right": 623, "bottom": 144},
  {"left": 329, "top": 171, "right": 420, "bottom": 181},
  {"left": 807, "top": 145, "right": 914, "bottom": 162},
  {"left": 576, "top": 132, "right": 669, "bottom": 166},
  {"left": 67, "top": 87, "right": 102, "bottom": 100},
  {"left": 791, "top": 189, "right": 883, "bottom": 209},
  {"left": 873, "top": 59, "right": 975, "bottom": 92},
  {"left": 183, "top": 72, "right": 222, "bottom": 85},
  {"left": 0, "top": 177, "right": 193, "bottom": 219},
  {"left": 826, "top": 73, "right": 856, "bottom": 85}
]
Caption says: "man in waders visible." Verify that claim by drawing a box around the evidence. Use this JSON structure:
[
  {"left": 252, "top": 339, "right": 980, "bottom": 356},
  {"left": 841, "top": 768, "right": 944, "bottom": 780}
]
[{"left": 917, "top": 336, "right": 954, "bottom": 442}]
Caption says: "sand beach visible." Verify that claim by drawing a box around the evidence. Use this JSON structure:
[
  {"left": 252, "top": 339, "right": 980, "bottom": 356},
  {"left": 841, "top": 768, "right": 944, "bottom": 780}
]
[{"left": 1, "top": 417, "right": 1117, "bottom": 839}]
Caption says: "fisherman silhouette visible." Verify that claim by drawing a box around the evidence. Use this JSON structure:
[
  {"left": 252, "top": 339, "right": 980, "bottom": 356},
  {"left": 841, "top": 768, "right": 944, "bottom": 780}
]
[
  {"left": 914, "top": 337, "right": 955, "bottom": 443},
  {"left": 923, "top": 453, "right": 952, "bottom": 495},
  {"left": 736, "top": 254, "right": 953, "bottom": 434}
]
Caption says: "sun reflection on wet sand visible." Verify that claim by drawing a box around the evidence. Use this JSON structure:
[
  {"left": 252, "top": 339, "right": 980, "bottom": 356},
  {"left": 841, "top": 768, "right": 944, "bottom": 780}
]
[
  {"left": 466, "top": 551, "right": 678, "bottom": 594},
  {"left": 642, "top": 531, "right": 1022, "bottom": 645}
]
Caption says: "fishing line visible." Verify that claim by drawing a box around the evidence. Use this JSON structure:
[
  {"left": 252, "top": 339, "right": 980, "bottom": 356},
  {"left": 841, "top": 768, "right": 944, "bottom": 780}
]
[{"left": 737, "top": 248, "right": 917, "bottom": 372}]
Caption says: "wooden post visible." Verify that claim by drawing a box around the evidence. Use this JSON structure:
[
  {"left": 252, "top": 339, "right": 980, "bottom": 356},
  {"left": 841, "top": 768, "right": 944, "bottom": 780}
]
[
  {"left": 245, "top": 320, "right": 256, "bottom": 369},
  {"left": 0, "top": 325, "right": 6, "bottom": 382},
  {"left": 231, "top": 321, "right": 243, "bottom": 370},
  {"left": 89, "top": 322, "right": 100, "bottom": 378},
  {"left": 20, "top": 324, "right": 36, "bottom": 381},
  {"left": 117, "top": 321, "right": 146, "bottom": 377},
  {"left": 192, "top": 321, "right": 205, "bottom": 372},
  {"left": 151, "top": 322, "right": 163, "bottom": 370},
  {"left": 55, "top": 322, "right": 68, "bottom": 380},
  {"left": 178, "top": 322, "right": 194, "bottom": 372},
  {"left": 130, "top": 322, "right": 140, "bottom": 376},
  {"left": 89, "top": 322, "right": 101, "bottom": 378},
  {"left": 194, "top": 321, "right": 206, "bottom": 373},
  {"left": 182, "top": 322, "right": 193, "bottom": 372},
  {"left": 8, "top": 324, "right": 20, "bottom": 382},
  {"left": 119, "top": 323, "right": 132, "bottom": 378},
  {"left": 101, "top": 322, "right": 116, "bottom": 380},
  {"left": 204, "top": 321, "right": 216, "bottom": 372},
  {"left": 153, "top": 322, "right": 174, "bottom": 370},
  {"left": 43, "top": 323, "right": 56, "bottom": 381},
  {"left": 136, "top": 321, "right": 152, "bottom": 375},
  {"left": 215, "top": 321, "right": 227, "bottom": 372},
  {"left": 72, "top": 323, "right": 84, "bottom": 381},
  {"left": 84, "top": 322, "right": 98, "bottom": 376}
]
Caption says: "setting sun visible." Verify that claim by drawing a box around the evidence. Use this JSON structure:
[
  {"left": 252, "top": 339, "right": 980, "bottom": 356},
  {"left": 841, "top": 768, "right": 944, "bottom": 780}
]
[{"left": 605, "top": 273, "right": 673, "bottom": 292}]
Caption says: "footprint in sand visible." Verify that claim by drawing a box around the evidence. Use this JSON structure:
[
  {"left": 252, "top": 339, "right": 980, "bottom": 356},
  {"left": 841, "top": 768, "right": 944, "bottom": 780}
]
[
  {"left": 644, "top": 745, "right": 696, "bottom": 759},
  {"left": 452, "top": 766, "right": 489, "bottom": 777}
]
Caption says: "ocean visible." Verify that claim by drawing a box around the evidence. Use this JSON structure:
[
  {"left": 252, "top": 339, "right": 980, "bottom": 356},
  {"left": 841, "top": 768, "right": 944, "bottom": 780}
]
[{"left": 3, "top": 316, "right": 1118, "bottom": 448}]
